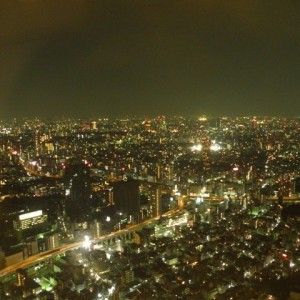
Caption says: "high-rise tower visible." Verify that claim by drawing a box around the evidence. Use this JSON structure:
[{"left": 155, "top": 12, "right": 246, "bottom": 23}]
[{"left": 64, "top": 164, "right": 92, "bottom": 222}]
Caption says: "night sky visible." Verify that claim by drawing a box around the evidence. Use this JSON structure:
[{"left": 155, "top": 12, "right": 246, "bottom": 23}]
[{"left": 1, "top": 1, "right": 300, "bottom": 119}]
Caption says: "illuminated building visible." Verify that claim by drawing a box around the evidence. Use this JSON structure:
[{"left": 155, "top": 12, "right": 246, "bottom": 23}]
[
  {"left": 24, "top": 240, "right": 38, "bottom": 257},
  {"left": 43, "top": 141, "right": 54, "bottom": 153},
  {"left": 143, "top": 120, "right": 151, "bottom": 132},
  {"left": 13, "top": 210, "right": 48, "bottom": 232},
  {"left": 47, "top": 233, "right": 60, "bottom": 250},
  {"left": 91, "top": 121, "right": 97, "bottom": 130},
  {"left": 124, "top": 269, "right": 135, "bottom": 284},
  {"left": 34, "top": 129, "right": 41, "bottom": 156},
  {"left": 90, "top": 220, "right": 102, "bottom": 239},
  {"left": 155, "top": 187, "right": 162, "bottom": 217},
  {"left": 16, "top": 269, "right": 27, "bottom": 287}
]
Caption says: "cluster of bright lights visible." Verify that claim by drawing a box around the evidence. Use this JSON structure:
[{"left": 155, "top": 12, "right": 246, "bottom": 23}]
[
  {"left": 210, "top": 143, "right": 221, "bottom": 151},
  {"left": 191, "top": 142, "right": 222, "bottom": 152},
  {"left": 167, "top": 215, "right": 188, "bottom": 227},
  {"left": 196, "top": 197, "right": 203, "bottom": 204},
  {"left": 83, "top": 235, "right": 91, "bottom": 249},
  {"left": 191, "top": 144, "right": 202, "bottom": 152}
]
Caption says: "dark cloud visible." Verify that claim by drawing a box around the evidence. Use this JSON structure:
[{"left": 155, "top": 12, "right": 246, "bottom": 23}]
[{"left": 1, "top": 0, "right": 300, "bottom": 118}]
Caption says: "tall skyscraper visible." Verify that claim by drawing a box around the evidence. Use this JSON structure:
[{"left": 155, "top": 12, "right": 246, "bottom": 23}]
[
  {"left": 110, "top": 180, "right": 140, "bottom": 219},
  {"left": 64, "top": 164, "right": 92, "bottom": 222},
  {"left": 155, "top": 187, "right": 162, "bottom": 217}
]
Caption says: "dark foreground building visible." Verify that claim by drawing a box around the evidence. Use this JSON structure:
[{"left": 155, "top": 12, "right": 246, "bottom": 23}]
[
  {"left": 110, "top": 180, "right": 140, "bottom": 220},
  {"left": 64, "top": 164, "right": 92, "bottom": 222}
]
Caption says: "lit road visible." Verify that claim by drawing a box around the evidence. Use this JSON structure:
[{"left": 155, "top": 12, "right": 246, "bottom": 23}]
[
  {"left": 23, "top": 164, "right": 61, "bottom": 179},
  {"left": 0, "top": 241, "right": 81, "bottom": 278},
  {"left": 0, "top": 208, "right": 180, "bottom": 278}
]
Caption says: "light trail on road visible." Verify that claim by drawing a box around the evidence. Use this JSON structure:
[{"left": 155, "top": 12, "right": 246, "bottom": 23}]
[{"left": 0, "top": 215, "right": 165, "bottom": 278}]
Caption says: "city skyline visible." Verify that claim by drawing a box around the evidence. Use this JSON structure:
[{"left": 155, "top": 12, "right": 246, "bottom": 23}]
[
  {"left": 1, "top": 1, "right": 300, "bottom": 119},
  {"left": 1, "top": 115, "right": 300, "bottom": 299}
]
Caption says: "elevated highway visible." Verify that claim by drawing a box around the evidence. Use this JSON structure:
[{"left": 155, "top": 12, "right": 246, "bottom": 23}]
[{"left": 0, "top": 209, "right": 179, "bottom": 281}]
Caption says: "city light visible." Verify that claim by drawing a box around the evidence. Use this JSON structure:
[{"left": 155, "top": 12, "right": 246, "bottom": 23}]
[
  {"left": 83, "top": 235, "right": 91, "bottom": 249},
  {"left": 19, "top": 210, "right": 43, "bottom": 221},
  {"left": 210, "top": 143, "right": 221, "bottom": 151},
  {"left": 191, "top": 144, "right": 202, "bottom": 151},
  {"left": 1, "top": 116, "right": 300, "bottom": 299}
]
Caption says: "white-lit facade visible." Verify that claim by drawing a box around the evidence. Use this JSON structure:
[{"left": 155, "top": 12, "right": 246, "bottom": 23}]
[{"left": 13, "top": 210, "right": 48, "bottom": 231}]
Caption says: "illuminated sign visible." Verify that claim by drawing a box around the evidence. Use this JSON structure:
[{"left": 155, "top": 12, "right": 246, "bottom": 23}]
[{"left": 19, "top": 210, "right": 43, "bottom": 221}]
